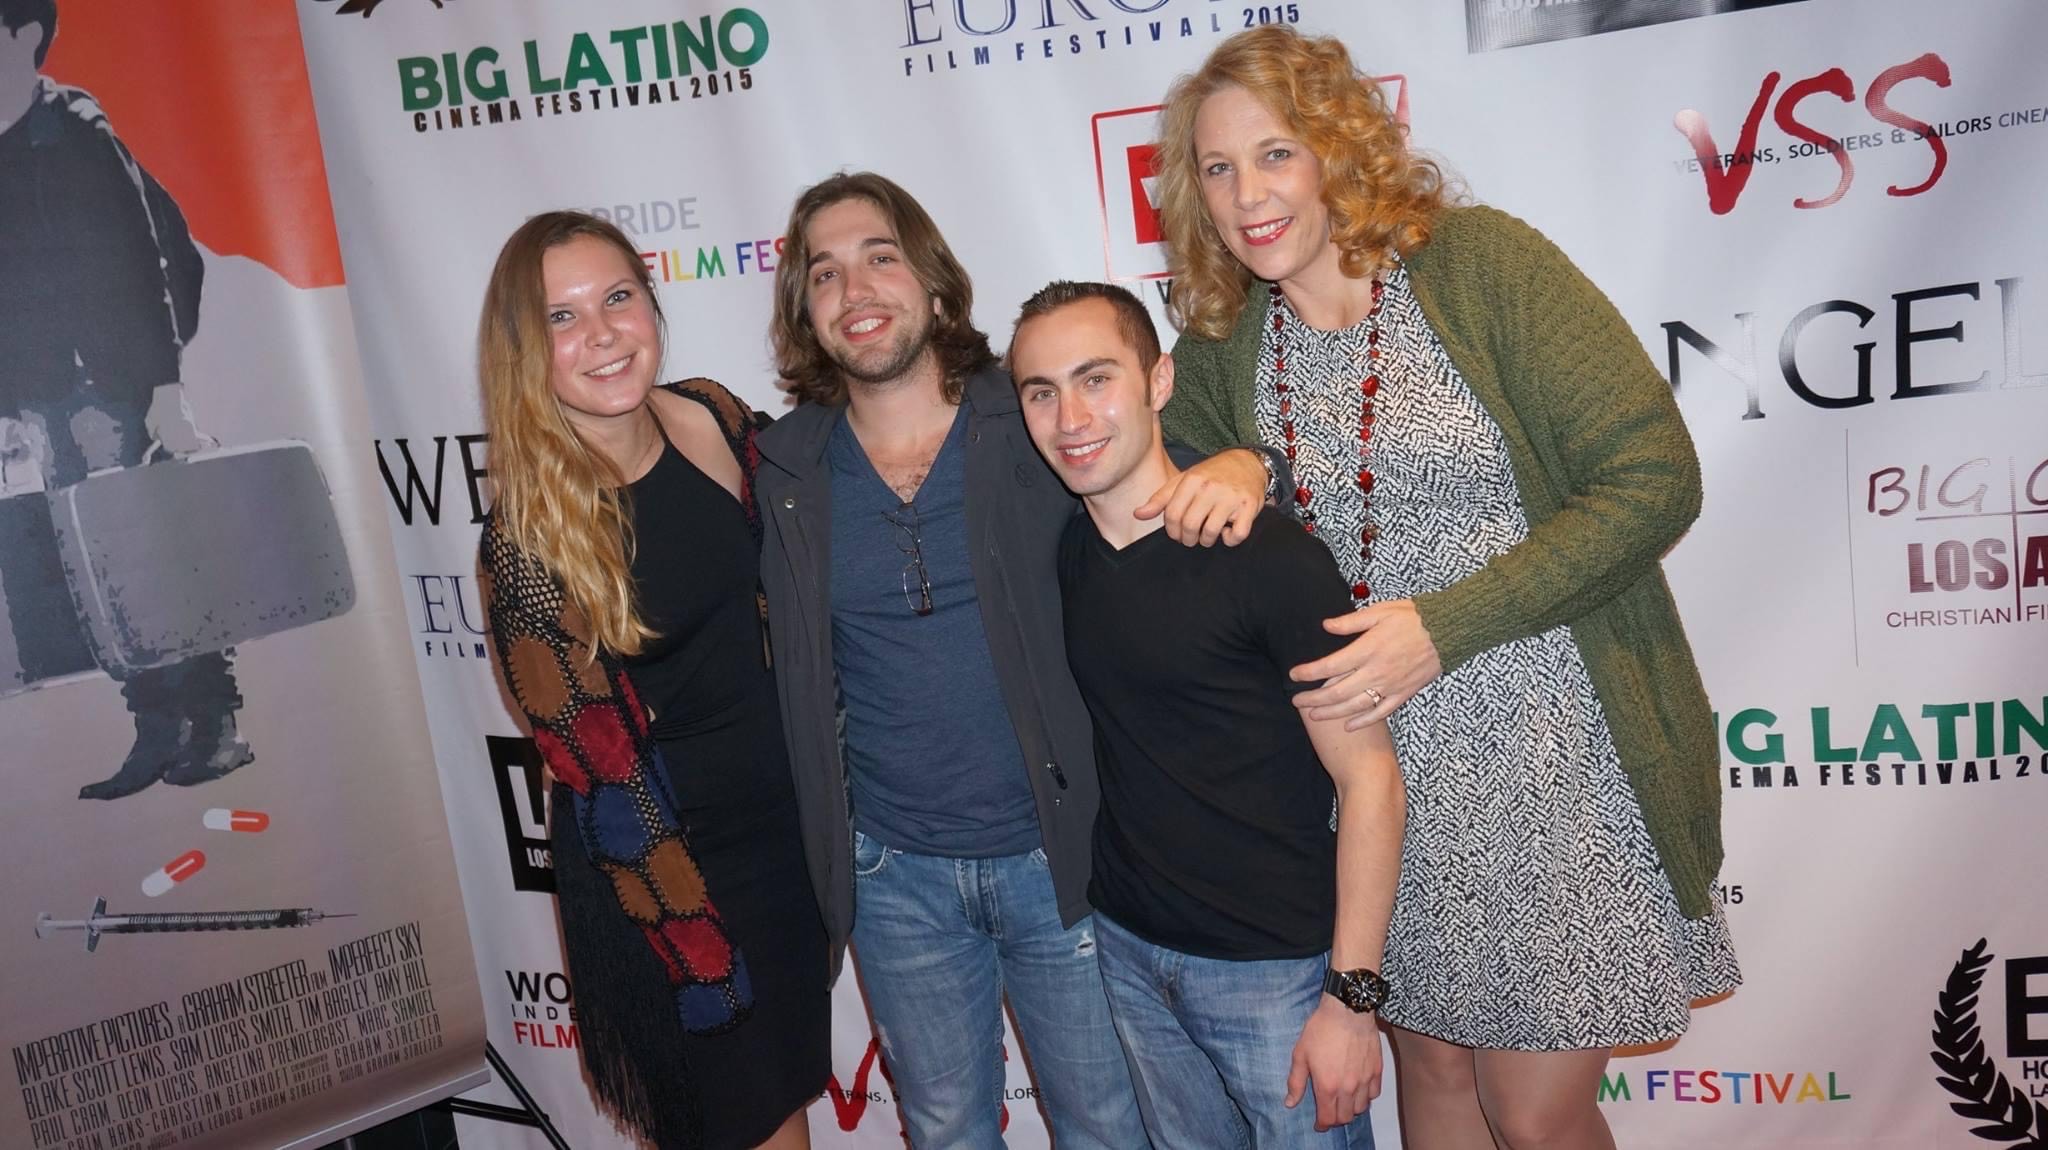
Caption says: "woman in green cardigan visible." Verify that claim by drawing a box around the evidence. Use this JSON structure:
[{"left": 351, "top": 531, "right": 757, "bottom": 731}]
[{"left": 1152, "top": 26, "right": 1739, "bottom": 1150}]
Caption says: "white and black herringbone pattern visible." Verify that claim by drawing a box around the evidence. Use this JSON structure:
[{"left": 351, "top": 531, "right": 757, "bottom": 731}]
[{"left": 1254, "top": 266, "right": 1740, "bottom": 1050}]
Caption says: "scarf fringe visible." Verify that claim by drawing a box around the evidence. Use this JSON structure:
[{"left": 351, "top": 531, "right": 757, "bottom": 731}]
[{"left": 553, "top": 804, "right": 707, "bottom": 1149}]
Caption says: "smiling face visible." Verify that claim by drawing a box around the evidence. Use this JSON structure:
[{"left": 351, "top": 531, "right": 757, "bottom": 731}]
[
  {"left": 1012, "top": 297, "right": 1173, "bottom": 501},
  {"left": 1193, "top": 83, "right": 1344, "bottom": 297},
  {"left": 802, "top": 196, "right": 940, "bottom": 387},
  {"left": 542, "top": 234, "right": 661, "bottom": 433}
]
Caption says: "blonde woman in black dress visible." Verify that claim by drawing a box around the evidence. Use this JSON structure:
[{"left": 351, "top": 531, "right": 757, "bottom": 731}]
[{"left": 478, "top": 211, "right": 827, "bottom": 1149}]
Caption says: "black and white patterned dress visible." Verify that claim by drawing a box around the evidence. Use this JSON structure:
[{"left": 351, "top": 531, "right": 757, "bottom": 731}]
[{"left": 1254, "top": 264, "right": 1741, "bottom": 1050}]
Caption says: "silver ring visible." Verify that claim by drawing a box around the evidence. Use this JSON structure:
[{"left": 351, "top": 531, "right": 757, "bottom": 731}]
[{"left": 1363, "top": 686, "right": 1385, "bottom": 706}]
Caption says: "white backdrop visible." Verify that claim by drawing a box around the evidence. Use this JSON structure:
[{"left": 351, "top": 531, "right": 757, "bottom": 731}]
[{"left": 297, "top": 1, "right": 2048, "bottom": 1146}]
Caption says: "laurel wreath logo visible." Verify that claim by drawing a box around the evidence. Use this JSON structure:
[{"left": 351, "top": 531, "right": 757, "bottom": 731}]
[{"left": 1931, "top": 939, "right": 2048, "bottom": 1149}]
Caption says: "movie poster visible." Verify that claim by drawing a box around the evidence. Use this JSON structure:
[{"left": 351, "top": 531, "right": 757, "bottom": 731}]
[{"left": 1, "top": 4, "right": 485, "bottom": 1147}]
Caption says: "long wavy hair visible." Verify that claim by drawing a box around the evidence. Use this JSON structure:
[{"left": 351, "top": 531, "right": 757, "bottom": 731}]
[
  {"left": 1155, "top": 25, "right": 1451, "bottom": 341},
  {"left": 771, "top": 171, "right": 994, "bottom": 406},
  {"left": 478, "top": 210, "right": 660, "bottom": 657}
]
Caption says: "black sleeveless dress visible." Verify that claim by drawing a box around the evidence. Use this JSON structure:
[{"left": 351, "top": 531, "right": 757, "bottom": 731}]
[{"left": 548, "top": 406, "right": 829, "bottom": 1149}]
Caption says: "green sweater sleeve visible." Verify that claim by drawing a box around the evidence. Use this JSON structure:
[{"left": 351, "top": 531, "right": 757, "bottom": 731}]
[
  {"left": 1161, "top": 328, "right": 1243, "bottom": 456},
  {"left": 1411, "top": 213, "right": 1703, "bottom": 671}
]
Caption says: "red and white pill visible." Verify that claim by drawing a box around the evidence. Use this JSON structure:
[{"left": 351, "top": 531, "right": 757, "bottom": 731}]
[
  {"left": 142, "top": 850, "right": 205, "bottom": 897},
  {"left": 203, "top": 809, "right": 269, "bottom": 833}
]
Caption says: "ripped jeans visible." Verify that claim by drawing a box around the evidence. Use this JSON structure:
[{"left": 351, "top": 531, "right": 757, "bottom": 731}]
[{"left": 849, "top": 831, "right": 1148, "bottom": 1149}]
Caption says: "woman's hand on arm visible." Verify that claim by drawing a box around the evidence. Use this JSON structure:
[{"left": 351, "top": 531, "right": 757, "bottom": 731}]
[{"left": 1289, "top": 599, "right": 1443, "bottom": 729}]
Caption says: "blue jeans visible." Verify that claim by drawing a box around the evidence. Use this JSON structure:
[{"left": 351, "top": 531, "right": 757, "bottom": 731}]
[
  {"left": 1096, "top": 913, "right": 1374, "bottom": 1150},
  {"left": 850, "top": 831, "right": 1148, "bottom": 1149}
]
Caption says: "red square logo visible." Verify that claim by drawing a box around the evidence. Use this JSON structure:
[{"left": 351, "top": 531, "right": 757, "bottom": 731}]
[
  {"left": 1094, "top": 105, "right": 1169, "bottom": 281},
  {"left": 1125, "top": 143, "right": 1163, "bottom": 245}
]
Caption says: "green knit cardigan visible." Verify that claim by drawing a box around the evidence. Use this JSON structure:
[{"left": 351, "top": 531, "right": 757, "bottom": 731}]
[{"left": 1163, "top": 204, "right": 1723, "bottom": 919}]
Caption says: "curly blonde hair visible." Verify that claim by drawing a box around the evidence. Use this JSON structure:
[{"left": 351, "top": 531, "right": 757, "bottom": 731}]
[
  {"left": 478, "top": 211, "right": 659, "bottom": 658},
  {"left": 1156, "top": 25, "right": 1450, "bottom": 341}
]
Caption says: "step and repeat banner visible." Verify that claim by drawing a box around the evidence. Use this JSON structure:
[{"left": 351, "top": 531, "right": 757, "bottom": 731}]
[
  {"left": 0, "top": 3, "right": 486, "bottom": 1150},
  {"left": 297, "top": 1, "right": 2045, "bottom": 1147}
]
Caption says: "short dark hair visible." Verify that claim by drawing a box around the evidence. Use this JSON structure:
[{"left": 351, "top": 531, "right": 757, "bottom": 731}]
[
  {"left": 0, "top": 0, "right": 56, "bottom": 66},
  {"left": 1008, "top": 280, "right": 1161, "bottom": 377},
  {"left": 770, "top": 171, "right": 994, "bottom": 406}
]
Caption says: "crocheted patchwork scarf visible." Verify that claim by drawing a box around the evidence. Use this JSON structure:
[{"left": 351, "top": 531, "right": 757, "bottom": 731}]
[
  {"left": 479, "top": 380, "right": 768, "bottom": 1039},
  {"left": 484, "top": 524, "right": 752, "bottom": 1036}
]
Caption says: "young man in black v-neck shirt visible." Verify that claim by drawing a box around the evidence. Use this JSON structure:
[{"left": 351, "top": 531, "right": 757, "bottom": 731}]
[{"left": 1008, "top": 281, "right": 1407, "bottom": 1149}]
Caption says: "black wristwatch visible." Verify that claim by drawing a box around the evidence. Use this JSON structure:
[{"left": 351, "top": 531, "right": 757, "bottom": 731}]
[{"left": 1322, "top": 967, "right": 1390, "bottom": 1014}]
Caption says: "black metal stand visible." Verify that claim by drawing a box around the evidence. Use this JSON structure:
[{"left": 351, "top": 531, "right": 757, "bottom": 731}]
[{"left": 430, "top": 1042, "right": 571, "bottom": 1149}]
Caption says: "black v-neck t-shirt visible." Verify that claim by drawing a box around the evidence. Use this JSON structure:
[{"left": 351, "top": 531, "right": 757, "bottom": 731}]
[{"left": 1058, "top": 507, "right": 1354, "bottom": 960}]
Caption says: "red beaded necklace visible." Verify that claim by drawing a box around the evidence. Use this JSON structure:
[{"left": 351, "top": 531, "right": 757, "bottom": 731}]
[{"left": 1270, "top": 276, "right": 1385, "bottom": 601}]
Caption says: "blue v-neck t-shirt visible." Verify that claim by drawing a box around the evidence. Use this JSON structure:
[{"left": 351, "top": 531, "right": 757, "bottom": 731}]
[{"left": 827, "top": 404, "right": 1040, "bottom": 858}]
